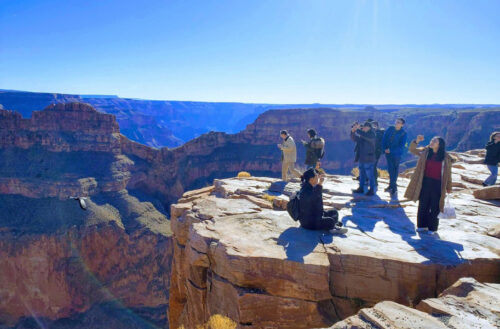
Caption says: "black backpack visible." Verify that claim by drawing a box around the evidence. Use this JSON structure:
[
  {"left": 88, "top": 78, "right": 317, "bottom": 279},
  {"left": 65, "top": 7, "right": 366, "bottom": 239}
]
[{"left": 287, "top": 191, "right": 301, "bottom": 221}]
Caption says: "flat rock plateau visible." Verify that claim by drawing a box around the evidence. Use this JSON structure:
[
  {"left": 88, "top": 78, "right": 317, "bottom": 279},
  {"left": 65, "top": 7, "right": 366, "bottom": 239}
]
[{"left": 169, "top": 150, "right": 500, "bottom": 329}]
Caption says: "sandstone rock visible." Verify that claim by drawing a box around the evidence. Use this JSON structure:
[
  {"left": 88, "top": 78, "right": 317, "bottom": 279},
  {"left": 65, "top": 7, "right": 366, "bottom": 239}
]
[
  {"left": 474, "top": 185, "right": 500, "bottom": 200},
  {"left": 169, "top": 159, "right": 500, "bottom": 329},
  {"left": 327, "top": 278, "right": 500, "bottom": 328}
]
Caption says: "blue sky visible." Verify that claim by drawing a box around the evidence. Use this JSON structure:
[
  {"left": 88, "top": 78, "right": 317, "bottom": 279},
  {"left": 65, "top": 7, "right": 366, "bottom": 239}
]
[{"left": 1, "top": 0, "right": 499, "bottom": 103}]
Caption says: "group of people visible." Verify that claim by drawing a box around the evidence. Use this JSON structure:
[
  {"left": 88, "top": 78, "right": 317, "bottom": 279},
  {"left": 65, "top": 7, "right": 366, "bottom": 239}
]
[{"left": 279, "top": 123, "right": 500, "bottom": 237}]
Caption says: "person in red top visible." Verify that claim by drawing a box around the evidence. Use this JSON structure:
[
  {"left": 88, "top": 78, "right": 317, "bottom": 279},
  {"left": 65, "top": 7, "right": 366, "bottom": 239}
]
[{"left": 415, "top": 135, "right": 448, "bottom": 234}]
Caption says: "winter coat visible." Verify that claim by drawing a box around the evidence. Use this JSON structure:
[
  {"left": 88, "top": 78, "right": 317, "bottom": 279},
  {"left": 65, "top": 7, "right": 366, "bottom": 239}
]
[
  {"left": 382, "top": 126, "right": 407, "bottom": 157},
  {"left": 375, "top": 128, "right": 385, "bottom": 159},
  {"left": 351, "top": 129, "right": 376, "bottom": 163},
  {"left": 281, "top": 136, "right": 297, "bottom": 163},
  {"left": 298, "top": 182, "right": 323, "bottom": 229},
  {"left": 484, "top": 141, "right": 500, "bottom": 166},
  {"left": 404, "top": 141, "right": 453, "bottom": 212},
  {"left": 304, "top": 137, "right": 325, "bottom": 166}
]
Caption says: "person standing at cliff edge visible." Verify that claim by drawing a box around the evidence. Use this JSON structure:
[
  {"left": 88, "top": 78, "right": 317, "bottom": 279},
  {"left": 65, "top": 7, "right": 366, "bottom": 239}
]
[
  {"left": 404, "top": 135, "right": 452, "bottom": 237},
  {"left": 301, "top": 129, "right": 325, "bottom": 169},
  {"left": 382, "top": 118, "right": 407, "bottom": 195},
  {"left": 351, "top": 121, "right": 377, "bottom": 196},
  {"left": 482, "top": 131, "right": 500, "bottom": 186},
  {"left": 278, "top": 130, "right": 302, "bottom": 182},
  {"left": 371, "top": 121, "right": 385, "bottom": 186}
]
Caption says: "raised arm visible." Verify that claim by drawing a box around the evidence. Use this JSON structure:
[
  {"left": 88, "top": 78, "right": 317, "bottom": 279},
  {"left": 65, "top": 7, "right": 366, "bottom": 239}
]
[{"left": 409, "top": 135, "right": 425, "bottom": 156}]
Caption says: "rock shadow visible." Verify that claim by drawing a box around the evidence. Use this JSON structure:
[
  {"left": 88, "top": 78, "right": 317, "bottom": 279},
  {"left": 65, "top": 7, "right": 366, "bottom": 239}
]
[
  {"left": 343, "top": 194, "right": 465, "bottom": 265},
  {"left": 278, "top": 227, "right": 334, "bottom": 263}
]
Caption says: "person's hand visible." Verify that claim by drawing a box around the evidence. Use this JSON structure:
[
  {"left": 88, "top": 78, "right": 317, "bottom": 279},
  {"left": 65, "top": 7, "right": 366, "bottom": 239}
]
[
  {"left": 385, "top": 149, "right": 390, "bottom": 154},
  {"left": 416, "top": 135, "right": 424, "bottom": 143}
]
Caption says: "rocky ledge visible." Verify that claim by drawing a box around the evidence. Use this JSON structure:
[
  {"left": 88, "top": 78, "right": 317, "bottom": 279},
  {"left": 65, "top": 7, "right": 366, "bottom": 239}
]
[
  {"left": 169, "top": 151, "right": 500, "bottom": 329},
  {"left": 327, "top": 277, "right": 499, "bottom": 329}
]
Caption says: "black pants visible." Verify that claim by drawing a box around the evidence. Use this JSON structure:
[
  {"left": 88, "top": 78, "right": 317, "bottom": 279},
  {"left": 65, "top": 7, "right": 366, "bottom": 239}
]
[
  {"left": 301, "top": 210, "right": 338, "bottom": 230},
  {"left": 417, "top": 177, "right": 442, "bottom": 231}
]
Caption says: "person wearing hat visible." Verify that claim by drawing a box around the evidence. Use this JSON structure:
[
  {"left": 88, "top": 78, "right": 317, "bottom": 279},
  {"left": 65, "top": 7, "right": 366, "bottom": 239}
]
[{"left": 351, "top": 121, "right": 377, "bottom": 195}]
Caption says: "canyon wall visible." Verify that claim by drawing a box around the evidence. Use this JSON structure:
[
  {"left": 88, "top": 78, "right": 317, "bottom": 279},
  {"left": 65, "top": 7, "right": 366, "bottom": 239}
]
[{"left": 0, "top": 103, "right": 172, "bottom": 328}]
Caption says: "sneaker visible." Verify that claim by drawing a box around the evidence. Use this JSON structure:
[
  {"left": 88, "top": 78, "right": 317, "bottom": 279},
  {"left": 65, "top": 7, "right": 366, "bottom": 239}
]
[
  {"left": 416, "top": 227, "right": 428, "bottom": 233},
  {"left": 352, "top": 187, "right": 364, "bottom": 194},
  {"left": 428, "top": 231, "right": 440, "bottom": 238},
  {"left": 330, "top": 227, "right": 348, "bottom": 235},
  {"left": 366, "top": 189, "right": 375, "bottom": 196}
]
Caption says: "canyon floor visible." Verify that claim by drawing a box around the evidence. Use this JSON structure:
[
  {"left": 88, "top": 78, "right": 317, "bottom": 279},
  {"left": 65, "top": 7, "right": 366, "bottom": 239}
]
[{"left": 169, "top": 150, "right": 500, "bottom": 329}]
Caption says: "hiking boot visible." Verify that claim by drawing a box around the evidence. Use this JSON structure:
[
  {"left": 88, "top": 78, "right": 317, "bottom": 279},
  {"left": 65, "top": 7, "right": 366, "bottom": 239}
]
[
  {"left": 352, "top": 187, "right": 364, "bottom": 194},
  {"left": 329, "top": 227, "right": 348, "bottom": 235},
  {"left": 366, "top": 189, "right": 375, "bottom": 196}
]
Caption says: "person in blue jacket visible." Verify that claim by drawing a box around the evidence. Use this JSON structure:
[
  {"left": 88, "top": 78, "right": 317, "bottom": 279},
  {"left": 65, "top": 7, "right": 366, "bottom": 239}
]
[{"left": 382, "top": 118, "right": 407, "bottom": 195}]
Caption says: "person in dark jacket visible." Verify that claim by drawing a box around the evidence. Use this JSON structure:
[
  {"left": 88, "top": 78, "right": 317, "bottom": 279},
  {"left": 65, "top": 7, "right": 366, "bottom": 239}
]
[
  {"left": 298, "top": 168, "right": 347, "bottom": 234},
  {"left": 302, "top": 129, "right": 325, "bottom": 169},
  {"left": 351, "top": 121, "right": 377, "bottom": 195},
  {"left": 382, "top": 118, "right": 407, "bottom": 195},
  {"left": 371, "top": 121, "right": 385, "bottom": 185},
  {"left": 483, "top": 131, "right": 500, "bottom": 186}
]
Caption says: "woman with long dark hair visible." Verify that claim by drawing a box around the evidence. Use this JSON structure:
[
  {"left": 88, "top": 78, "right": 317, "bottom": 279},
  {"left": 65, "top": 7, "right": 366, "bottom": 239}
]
[
  {"left": 483, "top": 131, "right": 500, "bottom": 186},
  {"left": 298, "top": 168, "right": 347, "bottom": 234},
  {"left": 404, "top": 135, "right": 453, "bottom": 236}
]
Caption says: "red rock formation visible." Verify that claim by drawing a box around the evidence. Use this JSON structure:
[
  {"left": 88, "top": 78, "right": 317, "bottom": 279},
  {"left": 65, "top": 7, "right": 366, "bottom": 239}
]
[
  {"left": 168, "top": 156, "right": 500, "bottom": 328},
  {"left": 0, "top": 103, "right": 172, "bottom": 327},
  {"left": 329, "top": 278, "right": 500, "bottom": 328}
]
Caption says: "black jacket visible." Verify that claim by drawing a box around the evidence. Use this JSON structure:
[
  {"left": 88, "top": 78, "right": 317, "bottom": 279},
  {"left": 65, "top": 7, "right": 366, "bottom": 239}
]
[
  {"left": 485, "top": 141, "right": 500, "bottom": 166},
  {"left": 298, "top": 182, "right": 323, "bottom": 229},
  {"left": 375, "top": 128, "right": 385, "bottom": 159},
  {"left": 351, "top": 129, "right": 376, "bottom": 163}
]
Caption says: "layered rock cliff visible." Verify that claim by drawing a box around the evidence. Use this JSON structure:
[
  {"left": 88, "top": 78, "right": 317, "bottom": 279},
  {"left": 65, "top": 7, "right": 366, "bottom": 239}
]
[
  {"left": 328, "top": 277, "right": 500, "bottom": 329},
  {"left": 0, "top": 103, "right": 172, "bottom": 328},
  {"left": 168, "top": 150, "right": 500, "bottom": 329},
  {"left": 121, "top": 107, "right": 500, "bottom": 207}
]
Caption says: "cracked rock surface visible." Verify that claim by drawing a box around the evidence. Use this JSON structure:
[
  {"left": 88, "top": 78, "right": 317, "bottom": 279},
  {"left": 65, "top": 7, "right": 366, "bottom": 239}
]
[{"left": 169, "top": 151, "right": 500, "bottom": 329}]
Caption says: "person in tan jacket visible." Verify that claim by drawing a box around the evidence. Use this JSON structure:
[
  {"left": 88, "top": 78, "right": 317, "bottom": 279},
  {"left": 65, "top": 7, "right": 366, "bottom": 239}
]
[
  {"left": 404, "top": 135, "right": 453, "bottom": 236},
  {"left": 278, "top": 130, "right": 301, "bottom": 181}
]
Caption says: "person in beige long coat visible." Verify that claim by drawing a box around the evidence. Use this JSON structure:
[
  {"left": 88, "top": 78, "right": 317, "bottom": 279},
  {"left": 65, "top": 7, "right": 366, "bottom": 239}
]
[
  {"left": 404, "top": 135, "right": 453, "bottom": 235},
  {"left": 278, "top": 130, "right": 302, "bottom": 181}
]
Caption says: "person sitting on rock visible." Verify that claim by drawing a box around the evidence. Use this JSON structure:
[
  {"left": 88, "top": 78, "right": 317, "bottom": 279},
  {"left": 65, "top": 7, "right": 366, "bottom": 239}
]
[
  {"left": 298, "top": 168, "right": 347, "bottom": 234},
  {"left": 278, "top": 130, "right": 302, "bottom": 182},
  {"left": 301, "top": 129, "right": 325, "bottom": 169},
  {"left": 404, "top": 135, "right": 452, "bottom": 237},
  {"left": 482, "top": 131, "right": 500, "bottom": 186}
]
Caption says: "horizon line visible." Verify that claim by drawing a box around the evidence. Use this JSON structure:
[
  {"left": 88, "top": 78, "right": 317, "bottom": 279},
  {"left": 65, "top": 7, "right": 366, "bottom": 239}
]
[{"left": 1, "top": 88, "right": 500, "bottom": 107}]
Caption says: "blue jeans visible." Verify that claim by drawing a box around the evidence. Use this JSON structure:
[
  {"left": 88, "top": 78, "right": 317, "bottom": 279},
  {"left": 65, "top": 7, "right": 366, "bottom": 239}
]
[
  {"left": 359, "top": 162, "right": 376, "bottom": 192},
  {"left": 386, "top": 154, "right": 401, "bottom": 191},
  {"left": 484, "top": 165, "right": 498, "bottom": 186}
]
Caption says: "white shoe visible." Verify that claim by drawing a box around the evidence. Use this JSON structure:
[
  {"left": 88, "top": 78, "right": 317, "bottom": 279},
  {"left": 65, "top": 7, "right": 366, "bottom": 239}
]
[
  {"left": 428, "top": 231, "right": 440, "bottom": 238},
  {"left": 416, "top": 227, "right": 428, "bottom": 233},
  {"left": 330, "top": 227, "right": 348, "bottom": 235}
]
